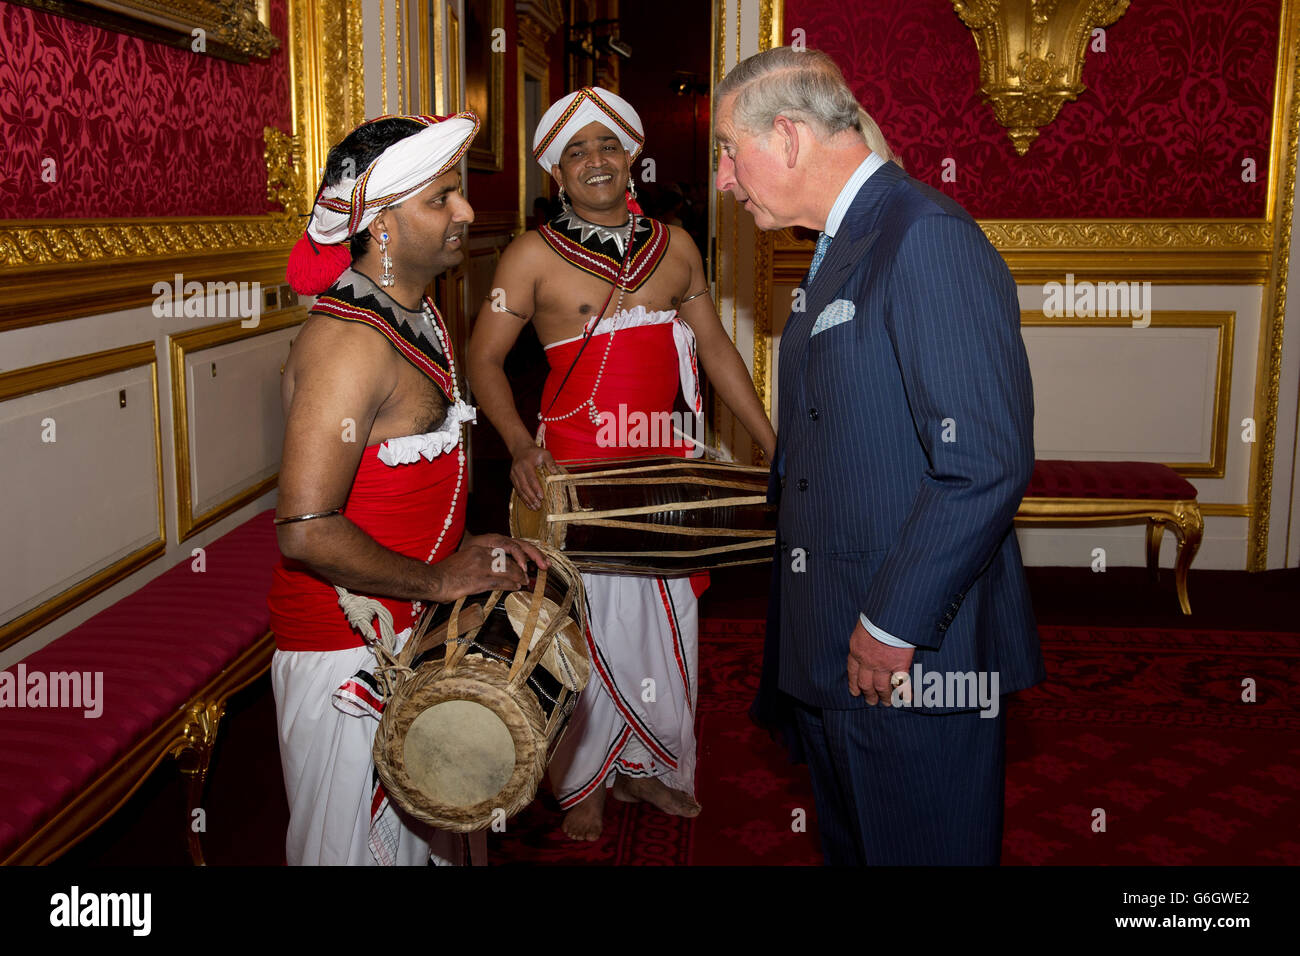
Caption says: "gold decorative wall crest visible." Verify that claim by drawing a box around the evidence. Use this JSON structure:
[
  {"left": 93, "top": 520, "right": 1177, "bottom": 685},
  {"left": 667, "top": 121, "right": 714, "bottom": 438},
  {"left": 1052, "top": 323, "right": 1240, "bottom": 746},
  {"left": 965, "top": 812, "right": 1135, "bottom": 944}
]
[{"left": 952, "top": 0, "right": 1130, "bottom": 154}]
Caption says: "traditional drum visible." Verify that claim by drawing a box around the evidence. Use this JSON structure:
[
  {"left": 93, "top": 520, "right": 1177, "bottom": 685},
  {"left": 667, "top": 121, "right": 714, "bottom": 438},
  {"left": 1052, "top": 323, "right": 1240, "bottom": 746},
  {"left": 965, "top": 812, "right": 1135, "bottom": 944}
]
[
  {"left": 372, "top": 549, "right": 589, "bottom": 832},
  {"left": 509, "top": 456, "right": 775, "bottom": 575}
]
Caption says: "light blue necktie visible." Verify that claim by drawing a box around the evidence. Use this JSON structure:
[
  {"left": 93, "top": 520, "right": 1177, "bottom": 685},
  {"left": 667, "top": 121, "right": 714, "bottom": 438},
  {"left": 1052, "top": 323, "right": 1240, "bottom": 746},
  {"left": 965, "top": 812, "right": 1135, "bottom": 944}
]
[{"left": 808, "top": 231, "right": 832, "bottom": 282}]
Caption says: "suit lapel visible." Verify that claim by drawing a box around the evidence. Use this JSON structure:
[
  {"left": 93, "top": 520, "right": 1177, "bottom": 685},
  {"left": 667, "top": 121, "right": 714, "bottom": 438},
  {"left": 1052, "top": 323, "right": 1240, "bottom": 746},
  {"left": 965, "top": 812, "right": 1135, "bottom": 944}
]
[
  {"left": 796, "top": 228, "right": 878, "bottom": 338},
  {"left": 789, "top": 161, "right": 904, "bottom": 342},
  {"left": 779, "top": 161, "right": 906, "bottom": 431}
]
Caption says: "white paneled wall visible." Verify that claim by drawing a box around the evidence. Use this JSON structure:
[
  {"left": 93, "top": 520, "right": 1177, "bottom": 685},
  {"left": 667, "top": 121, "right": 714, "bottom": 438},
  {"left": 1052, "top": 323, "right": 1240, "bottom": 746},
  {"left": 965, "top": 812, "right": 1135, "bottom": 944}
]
[
  {"left": 0, "top": 362, "right": 161, "bottom": 626},
  {"left": 0, "top": 293, "right": 300, "bottom": 670}
]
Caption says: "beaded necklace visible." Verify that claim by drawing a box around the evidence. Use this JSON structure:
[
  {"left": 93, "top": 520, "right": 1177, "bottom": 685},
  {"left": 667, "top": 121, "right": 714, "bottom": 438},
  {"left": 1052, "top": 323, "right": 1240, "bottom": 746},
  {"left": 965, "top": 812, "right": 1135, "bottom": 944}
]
[
  {"left": 538, "top": 212, "right": 638, "bottom": 428},
  {"left": 409, "top": 297, "right": 466, "bottom": 623}
]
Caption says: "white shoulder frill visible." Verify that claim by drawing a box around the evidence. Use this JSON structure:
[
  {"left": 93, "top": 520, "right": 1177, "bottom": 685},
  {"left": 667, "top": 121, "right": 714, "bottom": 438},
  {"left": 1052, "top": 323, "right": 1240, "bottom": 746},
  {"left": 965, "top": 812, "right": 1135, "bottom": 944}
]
[{"left": 376, "top": 400, "right": 477, "bottom": 466}]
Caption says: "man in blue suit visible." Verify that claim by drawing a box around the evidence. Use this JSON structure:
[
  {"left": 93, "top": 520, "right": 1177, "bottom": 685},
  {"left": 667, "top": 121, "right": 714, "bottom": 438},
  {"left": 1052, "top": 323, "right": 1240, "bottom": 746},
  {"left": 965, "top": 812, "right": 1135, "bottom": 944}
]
[{"left": 715, "top": 47, "right": 1044, "bottom": 865}]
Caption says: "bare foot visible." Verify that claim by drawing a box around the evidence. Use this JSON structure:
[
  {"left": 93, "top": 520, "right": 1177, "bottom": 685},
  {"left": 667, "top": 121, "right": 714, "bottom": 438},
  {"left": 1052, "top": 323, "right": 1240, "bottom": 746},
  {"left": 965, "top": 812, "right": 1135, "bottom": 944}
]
[
  {"left": 612, "top": 774, "right": 702, "bottom": 818},
  {"left": 560, "top": 785, "right": 607, "bottom": 841}
]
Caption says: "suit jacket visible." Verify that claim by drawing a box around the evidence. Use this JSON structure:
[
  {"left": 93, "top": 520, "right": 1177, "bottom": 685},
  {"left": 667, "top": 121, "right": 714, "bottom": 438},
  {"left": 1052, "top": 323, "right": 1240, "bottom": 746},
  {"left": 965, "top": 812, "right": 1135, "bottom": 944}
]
[{"left": 771, "top": 160, "right": 1044, "bottom": 712}]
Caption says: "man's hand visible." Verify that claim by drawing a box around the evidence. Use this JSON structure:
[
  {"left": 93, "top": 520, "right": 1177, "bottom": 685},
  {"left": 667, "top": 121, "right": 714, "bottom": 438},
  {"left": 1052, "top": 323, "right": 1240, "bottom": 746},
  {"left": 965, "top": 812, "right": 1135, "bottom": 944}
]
[
  {"left": 847, "top": 619, "right": 914, "bottom": 706},
  {"left": 510, "top": 443, "right": 562, "bottom": 510},
  {"left": 460, "top": 532, "right": 549, "bottom": 573},
  {"left": 430, "top": 533, "right": 549, "bottom": 603}
]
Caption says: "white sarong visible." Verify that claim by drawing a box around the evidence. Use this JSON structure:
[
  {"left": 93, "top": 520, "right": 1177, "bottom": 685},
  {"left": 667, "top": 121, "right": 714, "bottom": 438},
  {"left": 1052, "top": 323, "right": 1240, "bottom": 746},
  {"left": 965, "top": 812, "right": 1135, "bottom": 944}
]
[
  {"left": 548, "top": 571, "right": 700, "bottom": 808},
  {"left": 272, "top": 637, "right": 464, "bottom": 866}
]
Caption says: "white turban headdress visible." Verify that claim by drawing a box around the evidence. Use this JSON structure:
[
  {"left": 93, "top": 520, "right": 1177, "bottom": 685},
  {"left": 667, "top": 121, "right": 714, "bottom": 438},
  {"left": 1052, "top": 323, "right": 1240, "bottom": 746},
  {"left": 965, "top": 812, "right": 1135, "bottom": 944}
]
[
  {"left": 532, "top": 87, "right": 644, "bottom": 172},
  {"left": 308, "top": 111, "right": 480, "bottom": 245}
]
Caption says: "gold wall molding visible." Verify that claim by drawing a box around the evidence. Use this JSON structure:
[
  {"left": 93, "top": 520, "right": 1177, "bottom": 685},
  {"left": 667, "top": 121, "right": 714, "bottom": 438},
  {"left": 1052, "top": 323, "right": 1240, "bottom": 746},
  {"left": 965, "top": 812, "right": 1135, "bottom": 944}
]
[
  {"left": 747, "top": 0, "right": 780, "bottom": 466},
  {"left": 0, "top": 215, "right": 300, "bottom": 269},
  {"left": 295, "top": 0, "right": 365, "bottom": 188},
  {"left": 770, "top": 220, "right": 1275, "bottom": 284},
  {"left": 1249, "top": 0, "right": 1300, "bottom": 570},
  {"left": 169, "top": 308, "right": 307, "bottom": 541},
  {"left": 0, "top": 342, "right": 165, "bottom": 652},
  {"left": 1019, "top": 310, "right": 1235, "bottom": 479},
  {"left": 264, "top": 126, "right": 311, "bottom": 217}
]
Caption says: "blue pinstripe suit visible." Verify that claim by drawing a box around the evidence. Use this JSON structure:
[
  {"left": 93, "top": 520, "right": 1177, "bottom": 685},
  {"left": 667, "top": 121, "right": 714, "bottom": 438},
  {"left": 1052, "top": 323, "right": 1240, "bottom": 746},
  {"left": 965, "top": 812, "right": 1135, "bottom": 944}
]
[{"left": 770, "top": 160, "right": 1045, "bottom": 865}]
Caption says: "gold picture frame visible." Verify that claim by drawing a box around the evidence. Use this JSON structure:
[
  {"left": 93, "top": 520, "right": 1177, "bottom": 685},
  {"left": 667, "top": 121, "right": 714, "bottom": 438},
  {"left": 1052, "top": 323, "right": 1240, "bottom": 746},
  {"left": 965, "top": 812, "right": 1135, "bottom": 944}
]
[
  {"left": 10, "top": 0, "right": 278, "bottom": 62},
  {"left": 465, "top": 0, "right": 505, "bottom": 170}
]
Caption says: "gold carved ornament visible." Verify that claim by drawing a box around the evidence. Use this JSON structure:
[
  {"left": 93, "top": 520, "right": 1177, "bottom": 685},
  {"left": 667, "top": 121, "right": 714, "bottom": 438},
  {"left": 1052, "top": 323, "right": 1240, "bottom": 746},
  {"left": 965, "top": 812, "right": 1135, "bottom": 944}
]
[
  {"left": 263, "top": 126, "right": 309, "bottom": 218},
  {"left": 952, "top": 0, "right": 1130, "bottom": 154}
]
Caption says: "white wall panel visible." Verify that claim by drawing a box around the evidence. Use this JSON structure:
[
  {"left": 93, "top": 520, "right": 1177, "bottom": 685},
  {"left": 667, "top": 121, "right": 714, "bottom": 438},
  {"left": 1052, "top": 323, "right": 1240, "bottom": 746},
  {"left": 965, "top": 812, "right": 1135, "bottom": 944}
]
[
  {"left": 1023, "top": 325, "right": 1222, "bottom": 463},
  {"left": 0, "top": 364, "right": 160, "bottom": 625},
  {"left": 185, "top": 327, "right": 294, "bottom": 517}
]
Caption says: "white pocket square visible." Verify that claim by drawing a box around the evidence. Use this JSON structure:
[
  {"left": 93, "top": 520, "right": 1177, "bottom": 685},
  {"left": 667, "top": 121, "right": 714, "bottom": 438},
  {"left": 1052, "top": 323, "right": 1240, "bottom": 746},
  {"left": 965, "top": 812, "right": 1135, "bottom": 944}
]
[{"left": 811, "top": 299, "right": 855, "bottom": 336}]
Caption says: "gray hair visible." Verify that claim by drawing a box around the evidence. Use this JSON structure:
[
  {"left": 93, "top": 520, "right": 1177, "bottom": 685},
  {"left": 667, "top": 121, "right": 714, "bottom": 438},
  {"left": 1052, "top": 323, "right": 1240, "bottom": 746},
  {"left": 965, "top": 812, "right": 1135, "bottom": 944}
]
[{"left": 716, "top": 46, "right": 898, "bottom": 165}]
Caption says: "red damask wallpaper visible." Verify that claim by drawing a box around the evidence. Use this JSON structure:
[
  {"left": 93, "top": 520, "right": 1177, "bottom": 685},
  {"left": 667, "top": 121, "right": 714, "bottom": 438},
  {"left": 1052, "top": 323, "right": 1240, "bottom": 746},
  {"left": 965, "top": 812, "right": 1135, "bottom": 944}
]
[
  {"left": 782, "top": 0, "right": 1279, "bottom": 219},
  {"left": 0, "top": 0, "right": 291, "bottom": 219}
]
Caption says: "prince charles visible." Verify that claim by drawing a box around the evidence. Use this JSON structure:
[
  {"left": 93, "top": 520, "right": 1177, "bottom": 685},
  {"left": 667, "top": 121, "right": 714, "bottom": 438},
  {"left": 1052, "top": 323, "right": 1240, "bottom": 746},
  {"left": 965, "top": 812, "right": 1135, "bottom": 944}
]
[{"left": 715, "top": 47, "right": 1045, "bottom": 865}]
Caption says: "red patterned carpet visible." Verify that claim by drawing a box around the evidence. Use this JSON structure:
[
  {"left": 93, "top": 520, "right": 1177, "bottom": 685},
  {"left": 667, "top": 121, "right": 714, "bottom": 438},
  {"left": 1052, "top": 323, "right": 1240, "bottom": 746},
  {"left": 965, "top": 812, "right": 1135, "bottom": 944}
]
[{"left": 488, "top": 621, "right": 1300, "bottom": 865}]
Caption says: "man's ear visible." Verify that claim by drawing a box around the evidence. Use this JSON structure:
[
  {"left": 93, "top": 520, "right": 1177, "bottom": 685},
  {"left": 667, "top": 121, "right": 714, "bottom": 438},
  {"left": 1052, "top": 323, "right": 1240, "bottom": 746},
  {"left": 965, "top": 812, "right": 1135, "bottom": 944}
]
[
  {"left": 550, "top": 166, "right": 565, "bottom": 191},
  {"left": 773, "top": 115, "right": 800, "bottom": 169},
  {"left": 366, "top": 215, "right": 389, "bottom": 247}
]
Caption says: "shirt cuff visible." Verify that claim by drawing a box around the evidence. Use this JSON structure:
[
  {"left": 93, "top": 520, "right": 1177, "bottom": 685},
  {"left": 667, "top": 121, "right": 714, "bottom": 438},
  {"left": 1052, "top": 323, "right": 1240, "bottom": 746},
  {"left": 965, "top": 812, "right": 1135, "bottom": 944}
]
[{"left": 860, "top": 613, "right": 915, "bottom": 649}]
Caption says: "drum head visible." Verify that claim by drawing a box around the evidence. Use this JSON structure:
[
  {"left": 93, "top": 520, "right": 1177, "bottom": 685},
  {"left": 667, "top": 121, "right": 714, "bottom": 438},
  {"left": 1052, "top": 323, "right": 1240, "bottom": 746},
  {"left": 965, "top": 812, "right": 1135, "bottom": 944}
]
[{"left": 403, "top": 700, "right": 516, "bottom": 808}]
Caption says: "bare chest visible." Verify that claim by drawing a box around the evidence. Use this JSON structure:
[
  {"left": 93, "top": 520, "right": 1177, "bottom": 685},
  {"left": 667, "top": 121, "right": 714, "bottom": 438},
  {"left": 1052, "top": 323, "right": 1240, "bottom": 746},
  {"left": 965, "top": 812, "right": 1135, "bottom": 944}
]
[
  {"left": 376, "top": 360, "right": 449, "bottom": 442},
  {"left": 532, "top": 251, "right": 693, "bottom": 346}
]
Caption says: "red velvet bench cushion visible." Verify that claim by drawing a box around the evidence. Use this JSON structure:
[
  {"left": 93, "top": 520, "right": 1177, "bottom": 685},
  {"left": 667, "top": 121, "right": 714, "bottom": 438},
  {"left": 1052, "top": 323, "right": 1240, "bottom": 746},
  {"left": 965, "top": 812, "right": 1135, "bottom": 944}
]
[
  {"left": 1025, "top": 460, "right": 1198, "bottom": 500},
  {"left": 0, "top": 510, "right": 279, "bottom": 861}
]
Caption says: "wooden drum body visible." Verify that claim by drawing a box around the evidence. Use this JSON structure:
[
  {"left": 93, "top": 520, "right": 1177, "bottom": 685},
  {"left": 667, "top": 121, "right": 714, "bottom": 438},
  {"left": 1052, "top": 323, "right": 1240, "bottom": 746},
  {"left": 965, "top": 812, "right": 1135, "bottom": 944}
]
[
  {"left": 373, "top": 554, "right": 588, "bottom": 832},
  {"left": 510, "top": 457, "right": 775, "bottom": 575}
]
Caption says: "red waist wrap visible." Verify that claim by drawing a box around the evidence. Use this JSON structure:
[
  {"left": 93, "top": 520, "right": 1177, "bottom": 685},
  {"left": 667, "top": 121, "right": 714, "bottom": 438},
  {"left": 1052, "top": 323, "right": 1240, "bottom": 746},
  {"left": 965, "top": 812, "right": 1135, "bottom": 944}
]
[
  {"left": 540, "top": 321, "right": 708, "bottom": 597},
  {"left": 268, "top": 444, "right": 465, "bottom": 652},
  {"left": 541, "top": 323, "right": 687, "bottom": 464}
]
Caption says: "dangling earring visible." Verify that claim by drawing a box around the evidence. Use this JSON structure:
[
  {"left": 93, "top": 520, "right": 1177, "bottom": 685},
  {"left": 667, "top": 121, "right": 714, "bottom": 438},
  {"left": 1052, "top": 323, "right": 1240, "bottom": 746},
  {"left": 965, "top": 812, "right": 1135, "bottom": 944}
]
[
  {"left": 379, "top": 230, "right": 395, "bottom": 287},
  {"left": 626, "top": 178, "right": 638, "bottom": 202},
  {"left": 558, "top": 187, "right": 570, "bottom": 210},
  {"left": 625, "top": 178, "right": 643, "bottom": 216}
]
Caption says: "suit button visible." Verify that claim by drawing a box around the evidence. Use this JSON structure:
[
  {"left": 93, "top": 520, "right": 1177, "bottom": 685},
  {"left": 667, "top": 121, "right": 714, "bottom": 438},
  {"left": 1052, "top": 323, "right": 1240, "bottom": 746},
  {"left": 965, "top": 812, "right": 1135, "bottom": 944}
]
[
  {"left": 808, "top": 407, "right": 819, "bottom": 421},
  {"left": 797, "top": 478, "right": 809, "bottom": 491}
]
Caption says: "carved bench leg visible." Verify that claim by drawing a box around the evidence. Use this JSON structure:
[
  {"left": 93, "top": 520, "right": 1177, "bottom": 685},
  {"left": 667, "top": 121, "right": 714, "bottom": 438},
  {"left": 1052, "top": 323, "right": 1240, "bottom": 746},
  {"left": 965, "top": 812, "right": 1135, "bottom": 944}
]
[
  {"left": 1145, "top": 519, "right": 1165, "bottom": 580},
  {"left": 1170, "top": 501, "right": 1204, "bottom": 617},
  {"left": 170, "top": 701, "right": 226, "bottom": 866}
]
